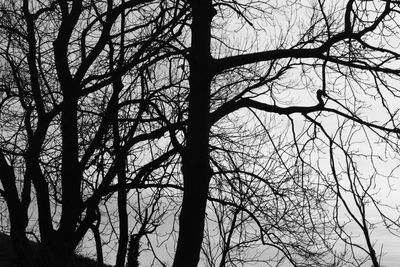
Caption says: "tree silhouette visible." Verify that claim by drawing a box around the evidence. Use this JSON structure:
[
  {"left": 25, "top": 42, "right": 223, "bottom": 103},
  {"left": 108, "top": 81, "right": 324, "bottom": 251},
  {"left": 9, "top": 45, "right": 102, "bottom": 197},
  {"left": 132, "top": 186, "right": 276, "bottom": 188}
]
[
  {"left": 0, "top": 0, "right": 184, "bottom": 266},
  {"left": 174, "top": 0, "right": 400, "bottom": 266},
  {"left": 1, "top": 1, "right": 400, "bottom": 267}
]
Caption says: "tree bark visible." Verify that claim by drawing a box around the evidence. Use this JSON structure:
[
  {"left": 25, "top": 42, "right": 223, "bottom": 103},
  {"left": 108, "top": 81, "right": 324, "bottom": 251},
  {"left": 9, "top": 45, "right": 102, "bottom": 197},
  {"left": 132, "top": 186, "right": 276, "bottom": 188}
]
[
  {"left": 91, "top": 224, "right": 104, "bottom": 267},
  {"left": 127, "top": 234, "right": 140, "bottom": 267},
  {"left": 0, "top": 153, "right": 33, "bottom": 267},
  {"left": 114, "top": 80, "right": 129, "bottom": 267},
  {"left": 172, "top": 2, "right": 216, "bottom": 266}
]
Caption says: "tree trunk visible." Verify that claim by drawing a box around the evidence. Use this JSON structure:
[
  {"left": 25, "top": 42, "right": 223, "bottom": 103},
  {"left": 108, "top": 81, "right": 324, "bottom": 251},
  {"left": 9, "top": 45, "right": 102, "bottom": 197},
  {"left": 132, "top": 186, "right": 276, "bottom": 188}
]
[
  {"left": 127, "top": 234, "right": 140, "bottom": 267},
  {"left": 0, "top": 152, "right": 33, "bottom": 267},
  {"left": 172, "top": 2, "right": 216, "bottom": 266},
  {"left": 114, "top": 81, "right": 129, "bottom": 267},
  {"left": 91, "top": 224, "right": 104, "bottom": 267}
]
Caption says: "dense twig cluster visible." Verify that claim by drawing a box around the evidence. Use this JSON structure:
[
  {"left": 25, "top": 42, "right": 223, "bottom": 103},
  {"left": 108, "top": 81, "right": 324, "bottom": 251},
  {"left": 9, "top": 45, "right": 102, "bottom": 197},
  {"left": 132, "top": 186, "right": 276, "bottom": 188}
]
[{"left": 1, "top": 1, "right": 400, "bottom": 267}]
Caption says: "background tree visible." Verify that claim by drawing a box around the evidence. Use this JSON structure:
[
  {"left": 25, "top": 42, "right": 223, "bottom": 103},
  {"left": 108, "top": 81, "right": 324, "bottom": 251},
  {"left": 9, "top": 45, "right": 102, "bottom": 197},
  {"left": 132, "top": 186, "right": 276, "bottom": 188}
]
[{"left": 0, "top": 0, "right": 185, "bottom": 266}]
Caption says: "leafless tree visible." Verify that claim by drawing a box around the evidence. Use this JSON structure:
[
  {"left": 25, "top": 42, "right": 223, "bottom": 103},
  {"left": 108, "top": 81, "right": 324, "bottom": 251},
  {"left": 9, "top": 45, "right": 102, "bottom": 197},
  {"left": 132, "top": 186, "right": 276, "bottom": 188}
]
[
  {"left": 0, "top": 0, "right": 185, "bottom": 266},
  {"left": 172, "top": 1, "right": 400, "bottom": 266},
  {"left": 2, "top": 1, "right": 400, "bottom": 267}
]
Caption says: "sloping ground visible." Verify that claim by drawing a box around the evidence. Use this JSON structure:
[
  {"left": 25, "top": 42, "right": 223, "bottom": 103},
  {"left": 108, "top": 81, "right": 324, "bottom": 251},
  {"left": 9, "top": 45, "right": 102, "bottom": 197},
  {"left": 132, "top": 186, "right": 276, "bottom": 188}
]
[
  {"left": 0, "top": 233, "right": 112, "bottom": 267},
  {"left": 0, "top": 233, "right": 15, "bottom": 267}
]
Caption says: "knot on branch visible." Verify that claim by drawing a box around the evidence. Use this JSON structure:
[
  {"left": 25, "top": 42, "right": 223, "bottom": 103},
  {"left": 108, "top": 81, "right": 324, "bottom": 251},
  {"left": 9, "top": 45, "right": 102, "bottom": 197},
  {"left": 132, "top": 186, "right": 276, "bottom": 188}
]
[{"left": 316, "top": 89, "right": 326, "bottom": 107}]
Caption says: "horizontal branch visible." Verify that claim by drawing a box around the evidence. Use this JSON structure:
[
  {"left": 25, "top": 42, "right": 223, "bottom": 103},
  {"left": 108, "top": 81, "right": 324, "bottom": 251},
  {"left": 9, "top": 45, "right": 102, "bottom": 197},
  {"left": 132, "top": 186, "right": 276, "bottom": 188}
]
[
  {"left": 211, "top": 98, "right": 400, "bottom": 134},
  {"left": 211, "top": 98, "right": 324, "bottom": 123},
  {"left": 213, "top": 1, "right": 392, "bottom": 74}
]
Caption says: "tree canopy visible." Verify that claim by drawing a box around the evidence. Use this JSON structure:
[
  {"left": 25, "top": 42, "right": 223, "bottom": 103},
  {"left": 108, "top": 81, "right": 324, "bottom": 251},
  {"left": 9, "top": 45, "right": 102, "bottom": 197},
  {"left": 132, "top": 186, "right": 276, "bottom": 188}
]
[{"left": 1, "top": 1, "right": 400, "bottom": 267}]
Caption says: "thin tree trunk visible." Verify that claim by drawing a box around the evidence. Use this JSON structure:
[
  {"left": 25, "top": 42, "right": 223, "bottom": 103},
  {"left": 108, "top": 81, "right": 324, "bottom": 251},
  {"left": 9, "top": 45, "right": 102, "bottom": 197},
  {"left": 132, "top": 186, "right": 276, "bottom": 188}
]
[
  {"left": 91, "top": 224, "right": 104, "bottom": 267},
  {"left": 113, "top": 6, "right": 128, "bottom": 261},
  {"left": 114, "top": 84, "right": 129, "bottom": 267}
]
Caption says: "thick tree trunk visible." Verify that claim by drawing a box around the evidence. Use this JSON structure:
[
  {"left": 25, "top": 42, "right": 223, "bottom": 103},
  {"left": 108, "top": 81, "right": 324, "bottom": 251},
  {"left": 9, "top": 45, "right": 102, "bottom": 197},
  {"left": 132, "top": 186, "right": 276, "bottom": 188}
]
[
  {"left": 53, "top": 0, "right": 83, "bottom": 257},
  {"left": 127, "top": 234, "right": 140, "bottom": 267},
  {"left": 0, "top": 153, "right": 33, "bottom": 267},
  {"left": 172, "top": 2, "right": 216, "bottom": 267}
]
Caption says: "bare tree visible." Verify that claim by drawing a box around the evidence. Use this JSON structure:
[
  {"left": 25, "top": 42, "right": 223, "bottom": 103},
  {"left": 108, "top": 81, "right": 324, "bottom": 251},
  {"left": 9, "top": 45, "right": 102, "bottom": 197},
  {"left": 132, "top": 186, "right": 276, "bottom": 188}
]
[
  {"left": 0, "top": 0, "right": 184, "bottom": 266},
  {"left": 2, "top": 1, "right": 400, "bottom": 267},
  {"left": 172, "top": 0, "right": 400, "bottom": 266}
]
